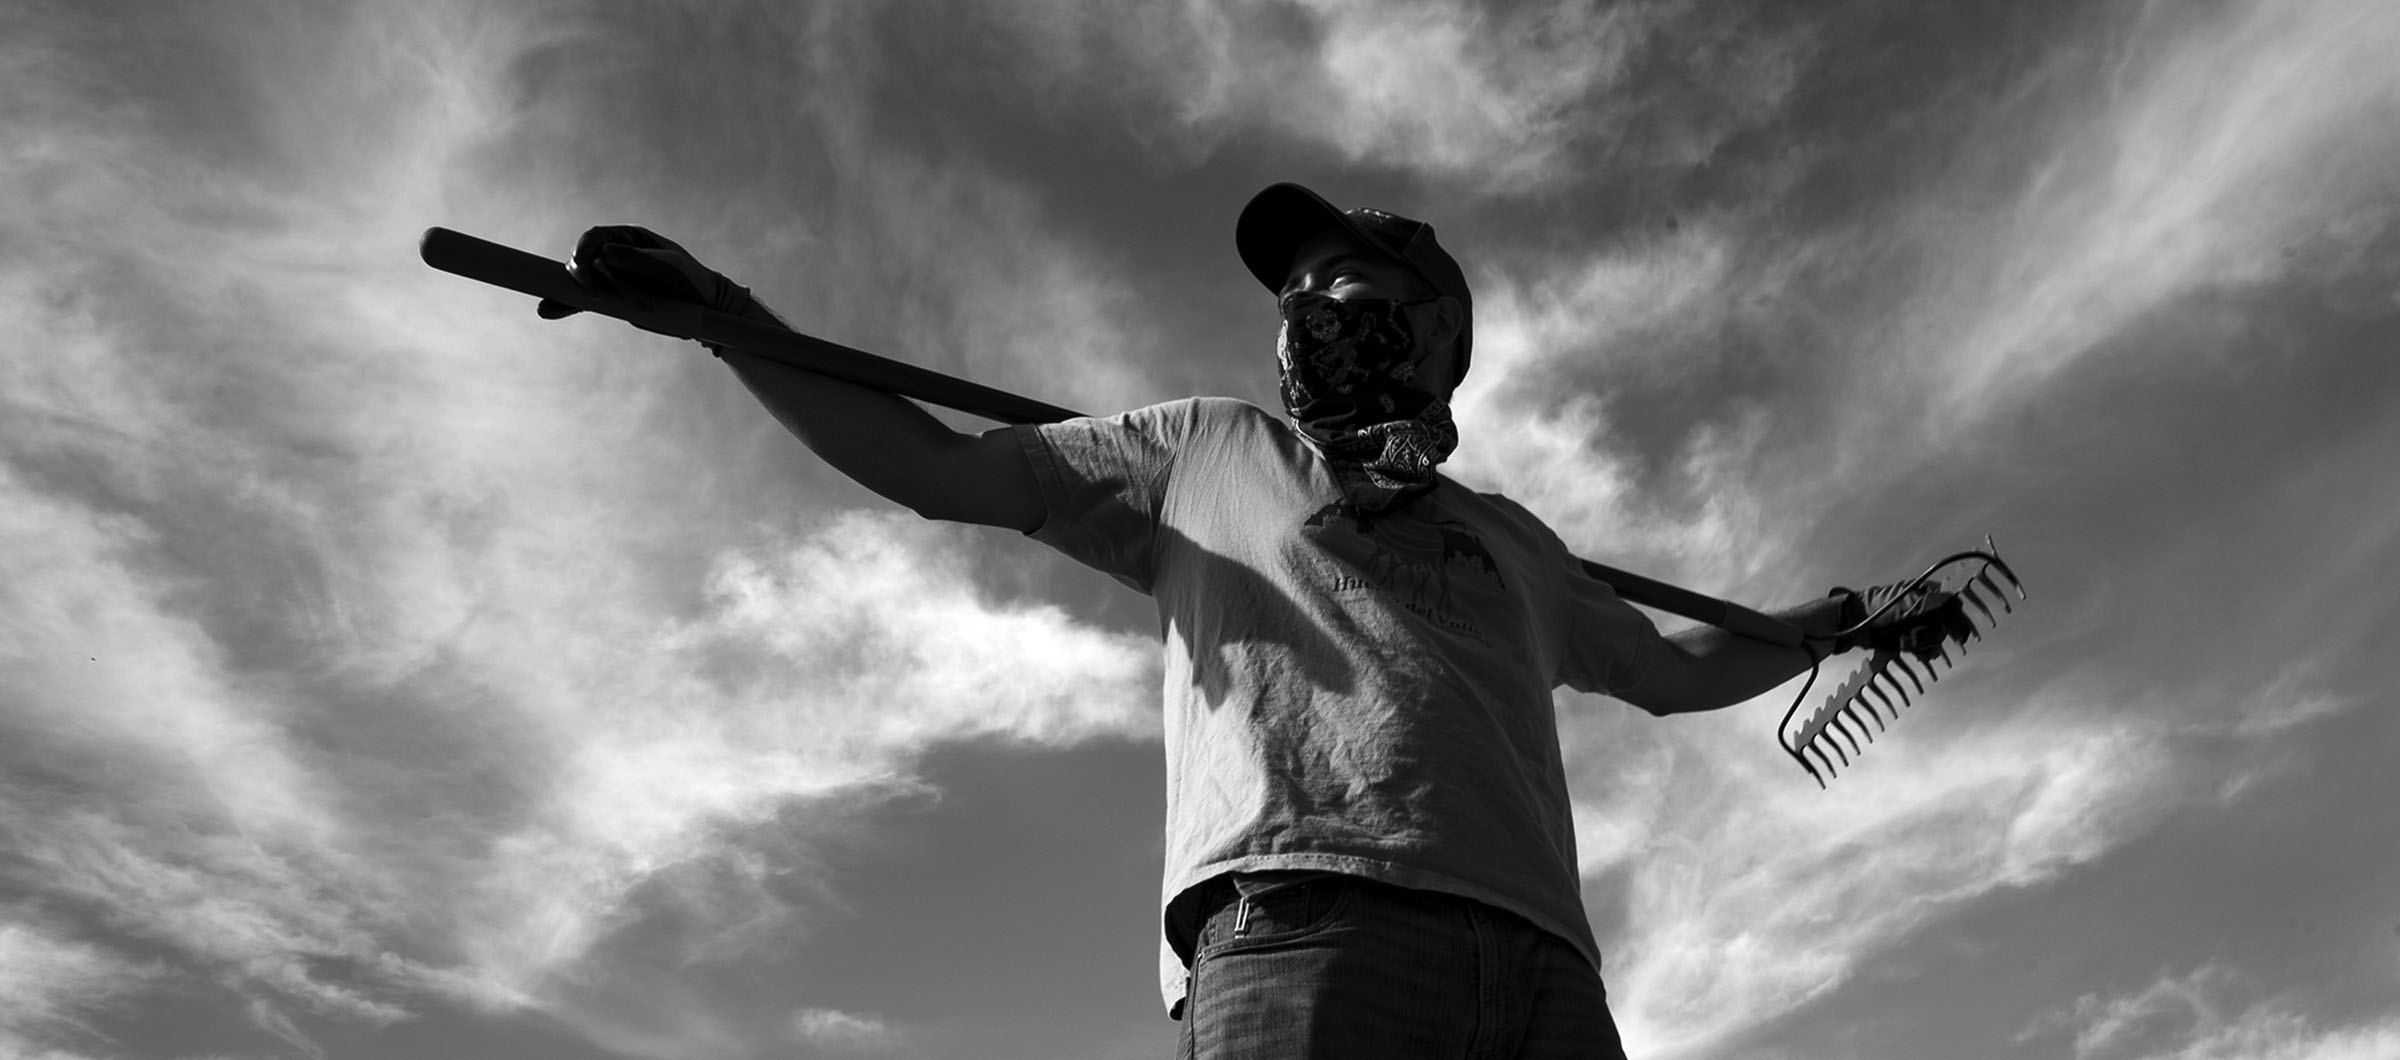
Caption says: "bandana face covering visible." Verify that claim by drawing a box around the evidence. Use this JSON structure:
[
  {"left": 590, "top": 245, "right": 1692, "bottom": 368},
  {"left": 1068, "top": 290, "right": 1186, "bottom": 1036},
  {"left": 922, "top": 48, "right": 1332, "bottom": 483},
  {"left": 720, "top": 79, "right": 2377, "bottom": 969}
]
[{"left": 1276, "top": 291, "right": 1459, "bottom": 511}]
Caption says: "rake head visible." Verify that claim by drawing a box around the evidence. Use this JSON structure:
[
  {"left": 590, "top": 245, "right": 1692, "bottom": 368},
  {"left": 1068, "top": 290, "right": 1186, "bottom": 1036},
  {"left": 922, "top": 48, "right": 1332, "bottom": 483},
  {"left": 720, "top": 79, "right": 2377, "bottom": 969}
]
[{"left": 1779, "top": 537, "right": 2027, "bottom": 787}]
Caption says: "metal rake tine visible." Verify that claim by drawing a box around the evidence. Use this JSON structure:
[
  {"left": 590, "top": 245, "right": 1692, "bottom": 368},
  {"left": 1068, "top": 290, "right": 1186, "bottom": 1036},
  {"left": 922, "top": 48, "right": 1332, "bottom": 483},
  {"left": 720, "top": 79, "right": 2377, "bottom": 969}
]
[
  {"left": 1982, "top": 550, "right": 2029, "bottom": 601},
  {"left": 1960, "top": 582, "right": 1998, "bottom": 628},
  {"left": 1862, "top": 680, "right": 1898, "bottom": 725},
  {"left": 1818, "top": 724, "right": 1853, "bottom": 767},
  {"left": 1842, "top": 704, "right": 1880, "bottom": 741},
  {"left": 1843, "top": 705, "right": 1881, "bottom": 738},
  {"left": 1850, "top": 684, "right": 1886, "bottom": 727},
  {"left": 1887, "top": 663, "right": 1920, "bottom": 704},
  {"left": 1892, "top": 654, "right": 1928, "bottom": 696},
  {"left": 1806, "top": 743, "right": 1841, "bottom": 782},
  {"left": 1973, "top": 569, "right": 2015, "bottom": 614},
  {"left": 1841, "top": 706, "right": 1874, "bottom": 749},
  {"left": 1829, "top": 713, "right": 1865, "bottom": 758},
  {"left": 1858, "top": 685, "right": 1893, "bottom": 726}
]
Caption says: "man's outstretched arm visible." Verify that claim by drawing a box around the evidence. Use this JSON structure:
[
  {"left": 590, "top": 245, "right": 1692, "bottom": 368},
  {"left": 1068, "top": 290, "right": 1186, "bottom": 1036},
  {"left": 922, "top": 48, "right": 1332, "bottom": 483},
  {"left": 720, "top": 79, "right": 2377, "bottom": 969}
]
[
  {"left": 1615, "top": 596, "right": 1850, "bottom": 717},
  {"left": 545, "top": 226, "right": 1045, "bottom": 533},
  {"left": 714, "top": 314, "right": 1044, "bottom": 533}
]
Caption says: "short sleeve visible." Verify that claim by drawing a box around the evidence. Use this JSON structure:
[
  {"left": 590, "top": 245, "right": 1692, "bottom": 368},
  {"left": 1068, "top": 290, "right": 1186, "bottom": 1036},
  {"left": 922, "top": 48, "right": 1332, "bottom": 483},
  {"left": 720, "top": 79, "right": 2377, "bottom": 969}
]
[
  {"left": 1552, "top": 550, "right": 1658, "bottom": 696},
  {"left": 1013, "top": 399, "right": 1204, "bottom": 594}
]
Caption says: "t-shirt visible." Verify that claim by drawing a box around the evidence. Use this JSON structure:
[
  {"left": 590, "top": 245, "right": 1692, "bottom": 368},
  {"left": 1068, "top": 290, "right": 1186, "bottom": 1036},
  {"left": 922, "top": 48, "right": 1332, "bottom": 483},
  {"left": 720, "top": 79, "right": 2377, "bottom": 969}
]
[{"left": 1014, "top": 397, "right": 1658, "bottom": 1014}]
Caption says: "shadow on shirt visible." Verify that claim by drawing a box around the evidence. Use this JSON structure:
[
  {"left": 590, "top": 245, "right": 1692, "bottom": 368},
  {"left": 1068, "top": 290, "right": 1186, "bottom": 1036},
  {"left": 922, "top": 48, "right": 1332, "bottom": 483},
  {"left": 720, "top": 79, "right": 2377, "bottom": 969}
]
[{"left": 1151, "top": 520, "right": 1371, "bottom": 714}]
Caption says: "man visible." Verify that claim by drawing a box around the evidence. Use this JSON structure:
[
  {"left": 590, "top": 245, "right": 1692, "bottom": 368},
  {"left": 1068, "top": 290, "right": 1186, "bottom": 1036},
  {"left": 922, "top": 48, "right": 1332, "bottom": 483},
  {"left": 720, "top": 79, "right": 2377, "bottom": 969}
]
[{"left": 544, "top": 183, "right": 1958, "bottom": 1058}]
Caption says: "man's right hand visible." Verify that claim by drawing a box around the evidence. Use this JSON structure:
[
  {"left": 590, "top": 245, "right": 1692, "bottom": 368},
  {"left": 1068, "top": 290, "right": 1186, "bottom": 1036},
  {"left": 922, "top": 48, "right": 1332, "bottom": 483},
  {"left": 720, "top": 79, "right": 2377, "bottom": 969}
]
[{"left": 536, "top": 226, "right": 756, "bottom": 321}]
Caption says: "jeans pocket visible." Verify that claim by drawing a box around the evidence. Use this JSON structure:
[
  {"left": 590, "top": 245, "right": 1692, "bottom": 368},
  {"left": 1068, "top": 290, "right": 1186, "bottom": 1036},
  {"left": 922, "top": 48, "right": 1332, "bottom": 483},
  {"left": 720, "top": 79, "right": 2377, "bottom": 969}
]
[{"left": 1196, "top": 876, "right": 1356, "bottom": 959}]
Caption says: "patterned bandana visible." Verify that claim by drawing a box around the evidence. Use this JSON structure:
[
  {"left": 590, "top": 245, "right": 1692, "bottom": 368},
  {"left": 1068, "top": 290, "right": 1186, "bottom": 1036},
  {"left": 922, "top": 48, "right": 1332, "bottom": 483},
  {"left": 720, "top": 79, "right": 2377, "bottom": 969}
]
[{"left": 1276, "top": 291, "right": 1460, "bottom": 512}]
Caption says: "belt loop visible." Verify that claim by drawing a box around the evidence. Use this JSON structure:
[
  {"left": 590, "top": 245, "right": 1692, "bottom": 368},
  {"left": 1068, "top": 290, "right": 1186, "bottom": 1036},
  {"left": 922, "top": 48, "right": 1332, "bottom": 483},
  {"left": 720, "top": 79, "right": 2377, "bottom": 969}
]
[{"left": 1232, "top": 893, "right": 1252, "bottom": 937}]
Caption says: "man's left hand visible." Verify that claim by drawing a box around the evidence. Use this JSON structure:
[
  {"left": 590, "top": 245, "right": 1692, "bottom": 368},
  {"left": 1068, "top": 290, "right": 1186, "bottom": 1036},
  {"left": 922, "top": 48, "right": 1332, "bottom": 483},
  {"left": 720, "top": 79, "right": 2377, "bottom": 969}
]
[{"left": 1827, "top": 582, "right": 1978, "bottom": 658}]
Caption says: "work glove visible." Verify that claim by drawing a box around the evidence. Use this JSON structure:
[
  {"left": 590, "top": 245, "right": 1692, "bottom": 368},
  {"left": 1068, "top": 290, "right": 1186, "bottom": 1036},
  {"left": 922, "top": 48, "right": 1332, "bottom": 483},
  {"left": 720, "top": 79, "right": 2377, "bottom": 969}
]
[
  {"left": 535, "top": 225, "right": 755, "bottom": 321},
  {"left": 1826, "top": 581, "right": 1979, "bottom": 658}
]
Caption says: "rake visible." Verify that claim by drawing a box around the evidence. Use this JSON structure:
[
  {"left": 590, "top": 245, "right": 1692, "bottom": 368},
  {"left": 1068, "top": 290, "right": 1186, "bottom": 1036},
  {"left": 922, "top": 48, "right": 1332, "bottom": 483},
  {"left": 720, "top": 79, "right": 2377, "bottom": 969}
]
[
  {"left": 1777, "top": 539, "right": 2028, "bottom": 787},
  {"left": 420, "top": 226, "right": 2029, "bottom": 788}
]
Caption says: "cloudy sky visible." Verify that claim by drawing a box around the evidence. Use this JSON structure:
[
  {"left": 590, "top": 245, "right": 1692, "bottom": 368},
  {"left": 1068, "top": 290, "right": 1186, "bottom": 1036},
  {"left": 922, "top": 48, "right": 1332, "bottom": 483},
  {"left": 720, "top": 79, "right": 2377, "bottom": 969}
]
[{"left": 4, "top": 1, "right": 2397, "bottom": 1058}]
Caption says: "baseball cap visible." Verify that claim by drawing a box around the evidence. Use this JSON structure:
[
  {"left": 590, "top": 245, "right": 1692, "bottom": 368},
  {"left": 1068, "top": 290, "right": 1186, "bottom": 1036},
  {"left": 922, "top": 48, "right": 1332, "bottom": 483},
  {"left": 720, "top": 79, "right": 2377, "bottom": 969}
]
[{"left": 1235, "top": 182, "right": 1474, "bottom": 383}]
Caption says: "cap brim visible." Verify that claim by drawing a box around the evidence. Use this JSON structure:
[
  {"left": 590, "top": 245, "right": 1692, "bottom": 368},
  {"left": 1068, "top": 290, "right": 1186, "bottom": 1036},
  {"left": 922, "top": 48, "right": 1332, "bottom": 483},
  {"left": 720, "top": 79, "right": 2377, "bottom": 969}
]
[{"left": 1235, "top": 182, "right": 1379, "bottom": 294}]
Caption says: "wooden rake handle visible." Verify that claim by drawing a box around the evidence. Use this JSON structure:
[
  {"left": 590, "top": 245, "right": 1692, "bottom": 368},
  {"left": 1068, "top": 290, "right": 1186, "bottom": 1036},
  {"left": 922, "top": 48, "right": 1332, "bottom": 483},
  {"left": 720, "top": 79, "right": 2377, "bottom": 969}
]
[
  {"left": 419, "top": 226, "right": 1808, "bottom": 647},
  {"left": 418, "top": 227, "right": 1081, "bottom": 425}
]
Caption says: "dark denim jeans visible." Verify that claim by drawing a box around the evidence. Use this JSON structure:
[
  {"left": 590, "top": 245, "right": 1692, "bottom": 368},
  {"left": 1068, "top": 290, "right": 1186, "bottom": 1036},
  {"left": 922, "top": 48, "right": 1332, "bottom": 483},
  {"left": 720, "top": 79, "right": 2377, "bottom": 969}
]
[{"left": 1176, "top": 873, "right": 1629, "bottom": 1059}]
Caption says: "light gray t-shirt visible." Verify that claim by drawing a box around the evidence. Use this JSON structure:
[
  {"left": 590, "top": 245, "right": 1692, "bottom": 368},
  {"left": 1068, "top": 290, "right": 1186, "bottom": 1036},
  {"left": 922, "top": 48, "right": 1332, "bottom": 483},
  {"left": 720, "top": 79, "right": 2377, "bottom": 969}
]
[{"left": 1015, "top": 397, "right": 1657, "bottom": 1014}]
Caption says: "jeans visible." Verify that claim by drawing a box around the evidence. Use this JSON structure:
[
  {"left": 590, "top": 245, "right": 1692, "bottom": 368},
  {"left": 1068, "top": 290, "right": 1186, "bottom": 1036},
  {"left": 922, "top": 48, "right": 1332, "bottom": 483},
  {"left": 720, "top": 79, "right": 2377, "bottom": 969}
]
[{"left": 1176, "top": 873, "right": 1630, "bottom": 1059}]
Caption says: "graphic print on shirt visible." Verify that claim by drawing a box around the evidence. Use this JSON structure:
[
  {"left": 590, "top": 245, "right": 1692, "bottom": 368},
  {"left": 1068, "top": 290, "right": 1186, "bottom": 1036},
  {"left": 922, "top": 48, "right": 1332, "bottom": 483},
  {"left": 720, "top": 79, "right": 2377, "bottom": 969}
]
[{"left": 1302, "top": 500, "right": 1507, "bottom": 642}]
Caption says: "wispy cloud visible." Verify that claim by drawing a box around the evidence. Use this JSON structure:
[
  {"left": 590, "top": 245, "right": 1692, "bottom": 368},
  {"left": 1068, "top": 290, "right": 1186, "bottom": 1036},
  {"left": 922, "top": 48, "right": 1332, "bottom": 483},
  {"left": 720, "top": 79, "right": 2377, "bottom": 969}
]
[
  {"left": 1244, "top": 0, "right": 1644, "bottom": 185},
  {"left": 1048, "top": 0, "right": 1821, "bottom": 191},
  {"left": 1566, "top": 653, "right": 2368, "bottom": 1057},
  {"left": 6, "top": 1, "right": 2392, "bottom": 1058},
  {"left": 1501, "top": 13, "right": 2400, "bottom": 1047},
  {"left": 791, "top": 1007, "right": 905, "bottom": 1053},
  {"left": 2, "top": 5, "right": 1158, "bottom": 1055},
  {"left": 0, "top": 916, "right": 153, "bottom": 1060},
  {"left": 1446, "top": 221, "right": 1805, "bottom": 591},
  {"left": 452, "top": 511, "right": 1158, "bottom": 994},
  {"left": 1912, "top": 0, "right": 2400, "bottom": 418},
  {"left": 1447, "top": 0, "right": 2400, "bottom": 595},
  {"left": 1564, "top": 684, "right": 2173, "bottom": 1054},
  {"left": 480, "top": 3, "right": 1170, "bottom": 417},
  {"left": 2021, "top": 961, "right": 2400, "bottom": 1060},
  {"left": 0, "top": 460, "right": 431, "bottom": 1052}
]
